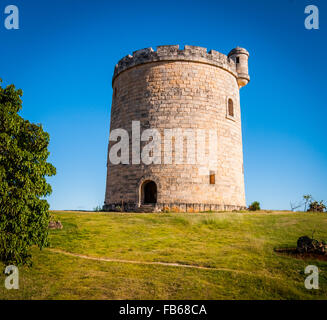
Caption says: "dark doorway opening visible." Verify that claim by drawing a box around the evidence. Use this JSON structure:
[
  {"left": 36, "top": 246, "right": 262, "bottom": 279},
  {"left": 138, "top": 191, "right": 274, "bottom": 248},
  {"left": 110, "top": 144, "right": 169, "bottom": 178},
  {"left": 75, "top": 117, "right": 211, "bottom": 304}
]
[{"left": 142, "top": 181, "right": 157, "bottom": 204}]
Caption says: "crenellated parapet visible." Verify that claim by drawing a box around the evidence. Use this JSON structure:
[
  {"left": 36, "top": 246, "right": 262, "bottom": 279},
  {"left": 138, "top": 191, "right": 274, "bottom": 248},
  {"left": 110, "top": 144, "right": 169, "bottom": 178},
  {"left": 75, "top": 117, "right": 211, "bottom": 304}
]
[{"left": 112, "top": 45, "right": 249, "bottom": 85}]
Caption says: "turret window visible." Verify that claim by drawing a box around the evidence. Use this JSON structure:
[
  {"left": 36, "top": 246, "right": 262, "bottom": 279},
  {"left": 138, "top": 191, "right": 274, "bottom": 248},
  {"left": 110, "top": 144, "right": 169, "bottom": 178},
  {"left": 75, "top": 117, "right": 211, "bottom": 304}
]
[{"left": 236, "top": 57, "right": 240, "bottom": 64}]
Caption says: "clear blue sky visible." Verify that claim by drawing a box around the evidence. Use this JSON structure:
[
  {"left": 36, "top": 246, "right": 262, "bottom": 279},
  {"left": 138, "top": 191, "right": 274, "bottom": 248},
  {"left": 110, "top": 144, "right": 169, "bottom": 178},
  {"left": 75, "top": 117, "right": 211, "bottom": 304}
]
[{"left": 1, "top": 0, "right": 326, "bottom": 210}]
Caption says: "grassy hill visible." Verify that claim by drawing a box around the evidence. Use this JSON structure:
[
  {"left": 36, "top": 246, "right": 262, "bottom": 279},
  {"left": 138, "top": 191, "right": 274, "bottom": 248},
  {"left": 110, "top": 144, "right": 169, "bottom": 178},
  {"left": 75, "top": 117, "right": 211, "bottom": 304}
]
[{"left": 1, "top": 211, "right": 326, "bottom": 299}]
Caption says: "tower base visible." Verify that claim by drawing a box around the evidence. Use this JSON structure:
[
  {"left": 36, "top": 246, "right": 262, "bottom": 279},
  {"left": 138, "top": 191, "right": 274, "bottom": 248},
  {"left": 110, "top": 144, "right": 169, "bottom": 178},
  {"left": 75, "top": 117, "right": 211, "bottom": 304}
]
[{"left": 103, "top": 202, "right": 247, "bottom": 213}]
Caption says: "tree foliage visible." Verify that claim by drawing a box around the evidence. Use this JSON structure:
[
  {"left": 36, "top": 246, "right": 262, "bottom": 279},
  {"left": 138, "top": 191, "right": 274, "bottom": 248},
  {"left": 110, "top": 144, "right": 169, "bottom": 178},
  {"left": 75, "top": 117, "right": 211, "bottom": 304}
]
[
  {"left": 0, "top": 79, "right": 56, "bottom": 266},
  {"left": 308, "top": 200, "right": 326, "bottom": 213},
  {"left": 248, "top": 201, "right": 260, "bottom": 211}
]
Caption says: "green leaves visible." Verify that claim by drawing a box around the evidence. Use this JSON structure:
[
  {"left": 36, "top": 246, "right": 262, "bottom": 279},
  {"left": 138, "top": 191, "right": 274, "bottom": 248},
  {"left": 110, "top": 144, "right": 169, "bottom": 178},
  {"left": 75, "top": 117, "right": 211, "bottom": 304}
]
[
  {"left": 248, "top": 201, "right": 261, "bottom": 211},
  {"left": 0, "top": 80, "right": 56, "bottom": 266}
]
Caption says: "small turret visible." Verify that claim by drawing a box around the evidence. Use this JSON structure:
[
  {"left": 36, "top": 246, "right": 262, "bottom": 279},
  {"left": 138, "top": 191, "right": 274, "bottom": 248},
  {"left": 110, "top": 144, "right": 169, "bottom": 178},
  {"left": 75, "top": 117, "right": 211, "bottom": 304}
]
[{"left": 228, "top": 47, "right": 250, "bottom": 88}]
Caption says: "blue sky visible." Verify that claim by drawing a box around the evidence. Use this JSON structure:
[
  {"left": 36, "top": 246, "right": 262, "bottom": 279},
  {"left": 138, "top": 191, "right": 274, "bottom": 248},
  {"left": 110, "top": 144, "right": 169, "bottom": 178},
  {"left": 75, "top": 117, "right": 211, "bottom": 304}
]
[{"left": 1, "top": 0, "right": 326, "bottom": 210}]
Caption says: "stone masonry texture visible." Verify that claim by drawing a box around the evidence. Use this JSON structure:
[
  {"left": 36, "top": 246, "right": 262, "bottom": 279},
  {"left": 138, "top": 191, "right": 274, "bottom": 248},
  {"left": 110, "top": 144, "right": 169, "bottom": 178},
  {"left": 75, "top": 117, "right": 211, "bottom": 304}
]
[{"left": 104, "top": 45, "right": 250, "bottom": 212}]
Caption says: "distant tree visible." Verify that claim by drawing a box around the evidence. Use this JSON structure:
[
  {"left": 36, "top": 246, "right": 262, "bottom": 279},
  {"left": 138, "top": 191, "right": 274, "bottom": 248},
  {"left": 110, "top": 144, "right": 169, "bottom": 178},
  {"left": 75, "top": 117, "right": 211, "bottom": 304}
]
[
  {"left": 290, "top": 201, "right": 302, "bottom": 212},
  {"left": 307, "top": 200, "right": 326, "bottom": 213},
  {"left": 93, "top": 205, "right": 103, "bottom": 212},
  {"left": 303, "top": 194, "right": 312, "bottom": 212},
  {"left": 248, "top": 201, "right": 260, "bottom": 211},
  {"left": 0, "top": 79, "right": 56, "bottom": 266}
]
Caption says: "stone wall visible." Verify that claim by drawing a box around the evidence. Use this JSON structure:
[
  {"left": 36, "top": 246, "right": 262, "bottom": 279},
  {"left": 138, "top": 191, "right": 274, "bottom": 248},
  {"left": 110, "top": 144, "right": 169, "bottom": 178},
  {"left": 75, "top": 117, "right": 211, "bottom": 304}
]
[{"left": 104, "top": 45, "right": 249, "bottom": 212}]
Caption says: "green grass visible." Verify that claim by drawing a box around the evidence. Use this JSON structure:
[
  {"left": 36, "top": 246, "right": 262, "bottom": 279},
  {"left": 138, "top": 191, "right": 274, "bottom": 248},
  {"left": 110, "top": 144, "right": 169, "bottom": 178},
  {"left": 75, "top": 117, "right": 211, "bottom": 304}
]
[{"left": 1, "top": 211, "right": 327, "bottom": 299}]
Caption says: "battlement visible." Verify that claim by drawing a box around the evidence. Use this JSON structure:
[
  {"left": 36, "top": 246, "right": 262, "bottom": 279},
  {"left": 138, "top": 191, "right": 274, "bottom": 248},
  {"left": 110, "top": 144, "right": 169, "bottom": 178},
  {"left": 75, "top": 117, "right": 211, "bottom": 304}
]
[{"left": 113, "top": 45, "right": 241, "bottom": 84}]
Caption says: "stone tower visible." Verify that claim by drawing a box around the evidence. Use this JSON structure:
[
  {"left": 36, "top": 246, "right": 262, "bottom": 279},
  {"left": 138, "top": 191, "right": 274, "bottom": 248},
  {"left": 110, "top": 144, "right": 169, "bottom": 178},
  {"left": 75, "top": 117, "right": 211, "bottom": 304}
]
[{"left": 104, "top": 45, "right": 250, "bottom": 212}]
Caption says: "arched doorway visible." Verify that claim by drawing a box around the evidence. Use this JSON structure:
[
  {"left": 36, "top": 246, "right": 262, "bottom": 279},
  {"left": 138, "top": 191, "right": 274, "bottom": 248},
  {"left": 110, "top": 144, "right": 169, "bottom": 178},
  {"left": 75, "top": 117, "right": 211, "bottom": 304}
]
[{"left": 141, "top": 180, "right": 157, "bottom": 204}]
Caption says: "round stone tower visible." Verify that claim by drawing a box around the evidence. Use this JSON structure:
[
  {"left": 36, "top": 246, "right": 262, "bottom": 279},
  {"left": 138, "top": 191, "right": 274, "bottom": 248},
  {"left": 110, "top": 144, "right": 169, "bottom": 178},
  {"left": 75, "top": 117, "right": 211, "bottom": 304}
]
[{"left": 104, "top": 45, "right": 250, "bottom": 212}]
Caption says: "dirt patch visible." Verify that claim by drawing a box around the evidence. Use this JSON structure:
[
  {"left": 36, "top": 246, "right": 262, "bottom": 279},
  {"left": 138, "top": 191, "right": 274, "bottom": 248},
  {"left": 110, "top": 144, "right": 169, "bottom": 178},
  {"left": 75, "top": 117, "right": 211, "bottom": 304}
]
[{"left": 274, "top": 247, "right": 327, "bottom": 261}]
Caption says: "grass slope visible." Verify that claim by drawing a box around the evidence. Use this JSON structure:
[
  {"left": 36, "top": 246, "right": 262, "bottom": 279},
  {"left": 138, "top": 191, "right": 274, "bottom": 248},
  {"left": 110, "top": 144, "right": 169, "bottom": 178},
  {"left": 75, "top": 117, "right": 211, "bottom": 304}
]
[{"left": 1, "top": 211, "right": 326, "bottom": 299}]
